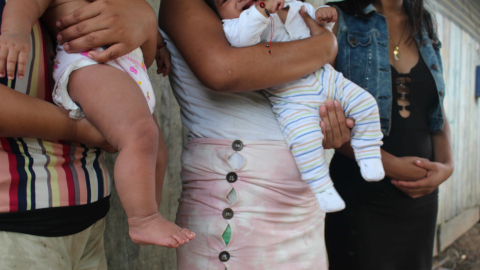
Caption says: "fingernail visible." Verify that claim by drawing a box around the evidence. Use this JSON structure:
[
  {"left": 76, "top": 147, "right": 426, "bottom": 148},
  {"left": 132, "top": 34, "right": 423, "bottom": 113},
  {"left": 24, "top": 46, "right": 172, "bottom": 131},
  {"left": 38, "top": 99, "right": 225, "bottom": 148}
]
[
  {"left": 326, "top": 100, "right": 332, "bottom": 106},
  {"left": 334, "top": 100, "right": 340, "bottom": 107},
  {"left": 57, "top": 34, "right": 62, "bottom": 41},
  {"left": 87, "top": 53, "right": 93, "bottom": 59},
  {"left": 56, "top": 21, "right": 61, "bottom": 27},
  {"left": 64, "top": 43, "right": 70, "bottom": 51},
  {"left": 0, "top": 74, "right": 4, "bottom": 77},
  {"left": 8, "top": 76, "right": 13, "bottom": 80},
  {"left": 19, "top": 75, "right": 24, "bottom": 79},
  {"left": 320, "top": 106, "right": 326, "bottom": 113}
]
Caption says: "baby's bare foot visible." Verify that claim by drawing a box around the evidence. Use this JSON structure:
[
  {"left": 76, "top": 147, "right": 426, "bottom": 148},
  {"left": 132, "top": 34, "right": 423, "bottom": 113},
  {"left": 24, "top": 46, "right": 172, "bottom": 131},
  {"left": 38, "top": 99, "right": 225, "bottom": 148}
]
[{"left": 128, "top": 212, "right": 195, "bottom": 248}]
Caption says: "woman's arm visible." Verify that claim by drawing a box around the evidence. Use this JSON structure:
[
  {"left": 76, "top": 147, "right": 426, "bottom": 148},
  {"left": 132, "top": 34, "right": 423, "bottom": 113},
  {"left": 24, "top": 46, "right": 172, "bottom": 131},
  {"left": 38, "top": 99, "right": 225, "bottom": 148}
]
[
  {"left": 159, "top": 0, "right": 337, "bottom": 92},
  {"left": 391, "top": 110, "right": 454, "bottom": 198},
  {"left": 0, "top": 85, "right": 114, "bottom": 152}
]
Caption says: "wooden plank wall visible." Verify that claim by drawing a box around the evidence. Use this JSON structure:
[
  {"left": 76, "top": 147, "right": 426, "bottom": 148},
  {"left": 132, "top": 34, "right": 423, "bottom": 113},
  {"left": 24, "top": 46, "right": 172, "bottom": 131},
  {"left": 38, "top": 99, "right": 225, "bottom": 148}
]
[
  {"left": 433, "top": 10, "right": 480, "bottom": 252},
  {"left": 103, "top": 0, "right": 480, "bottom": 268}
]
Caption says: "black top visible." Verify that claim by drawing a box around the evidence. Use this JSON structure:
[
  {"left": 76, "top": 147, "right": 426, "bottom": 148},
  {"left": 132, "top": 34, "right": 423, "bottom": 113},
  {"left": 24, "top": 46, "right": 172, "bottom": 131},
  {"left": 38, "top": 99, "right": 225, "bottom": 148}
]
[{"left": 325, "top": 56, "right": 441, "bottom": 270}]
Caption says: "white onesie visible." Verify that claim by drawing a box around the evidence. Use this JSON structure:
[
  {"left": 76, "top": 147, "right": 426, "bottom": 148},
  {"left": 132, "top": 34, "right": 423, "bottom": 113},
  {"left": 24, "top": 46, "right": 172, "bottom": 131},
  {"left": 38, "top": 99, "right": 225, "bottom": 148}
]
[
  {"left": 52, "top": 45, "right": 155, "bottom": 119},
  {"left": 222, "top": 1, "right": 385, "bottom": 213}
]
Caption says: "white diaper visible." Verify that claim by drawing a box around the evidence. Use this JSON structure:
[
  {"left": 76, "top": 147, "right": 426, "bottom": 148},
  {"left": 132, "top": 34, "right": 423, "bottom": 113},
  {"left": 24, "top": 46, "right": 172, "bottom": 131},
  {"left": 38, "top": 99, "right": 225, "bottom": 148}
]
[{"left": 52, "top": 45, "right": 156, "bottom": 119}]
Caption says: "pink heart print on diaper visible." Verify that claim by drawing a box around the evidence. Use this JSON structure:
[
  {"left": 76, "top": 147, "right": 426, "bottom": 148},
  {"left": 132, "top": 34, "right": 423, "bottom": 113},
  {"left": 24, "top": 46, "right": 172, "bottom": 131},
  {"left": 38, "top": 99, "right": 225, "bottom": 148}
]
[{"left": 130, "top": 67, "right": 138, "bottom": 75}]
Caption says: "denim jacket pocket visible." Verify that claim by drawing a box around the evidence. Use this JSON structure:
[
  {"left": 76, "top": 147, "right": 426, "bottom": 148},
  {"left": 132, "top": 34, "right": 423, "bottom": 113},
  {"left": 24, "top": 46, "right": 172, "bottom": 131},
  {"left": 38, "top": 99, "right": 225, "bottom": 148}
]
[
  {"left": 347, "top": 33, "right": 372, "bottom": 47},
  {"left": 346, "top": 32, "right": 375, "bottom": 89}
]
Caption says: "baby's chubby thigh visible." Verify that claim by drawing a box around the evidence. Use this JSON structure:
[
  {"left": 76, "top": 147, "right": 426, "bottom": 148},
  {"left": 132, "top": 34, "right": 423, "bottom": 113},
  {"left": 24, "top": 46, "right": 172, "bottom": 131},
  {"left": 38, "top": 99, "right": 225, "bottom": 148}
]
[{"left": 67, "top": 63, "right": 157, "bottom": 149}]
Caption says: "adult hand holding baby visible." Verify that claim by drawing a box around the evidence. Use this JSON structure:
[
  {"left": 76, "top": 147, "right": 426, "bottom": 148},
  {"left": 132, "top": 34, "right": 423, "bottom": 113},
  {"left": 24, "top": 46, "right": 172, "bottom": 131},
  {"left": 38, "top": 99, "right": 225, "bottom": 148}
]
[{"left": 55, "top": 0, "right": 157, "bottom": 63}]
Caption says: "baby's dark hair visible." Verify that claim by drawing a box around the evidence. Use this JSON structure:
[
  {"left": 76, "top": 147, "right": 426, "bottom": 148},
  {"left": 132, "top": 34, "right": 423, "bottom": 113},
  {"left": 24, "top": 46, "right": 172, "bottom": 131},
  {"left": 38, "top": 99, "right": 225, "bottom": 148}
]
[{"left": 204, "top": 0, "right": 222, "bottom": 18}]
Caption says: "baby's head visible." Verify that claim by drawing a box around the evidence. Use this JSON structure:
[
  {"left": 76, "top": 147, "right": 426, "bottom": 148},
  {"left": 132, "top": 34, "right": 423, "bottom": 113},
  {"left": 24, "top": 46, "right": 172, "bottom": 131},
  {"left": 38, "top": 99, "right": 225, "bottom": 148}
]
[{"left": 205, "top": 0, "right": 258, "bottom": 20}]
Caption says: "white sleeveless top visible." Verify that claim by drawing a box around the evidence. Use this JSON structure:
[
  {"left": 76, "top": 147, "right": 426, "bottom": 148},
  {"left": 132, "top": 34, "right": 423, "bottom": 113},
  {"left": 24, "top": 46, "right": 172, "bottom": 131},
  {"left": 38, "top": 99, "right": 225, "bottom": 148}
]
[{"left": 161, "top": 30, "right": 284, "bottom": 141}]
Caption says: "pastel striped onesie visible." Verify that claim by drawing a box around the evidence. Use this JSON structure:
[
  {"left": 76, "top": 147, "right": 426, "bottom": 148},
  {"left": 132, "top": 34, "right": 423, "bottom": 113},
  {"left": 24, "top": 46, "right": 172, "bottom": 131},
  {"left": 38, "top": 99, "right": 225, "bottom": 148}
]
[{"left": 223, "top": 1, "right": 385, "bottom": 212}]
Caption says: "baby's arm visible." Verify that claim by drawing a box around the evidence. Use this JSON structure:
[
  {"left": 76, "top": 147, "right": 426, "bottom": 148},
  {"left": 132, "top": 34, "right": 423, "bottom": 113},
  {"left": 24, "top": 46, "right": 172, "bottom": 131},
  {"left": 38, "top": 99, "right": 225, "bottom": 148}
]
[
  {"left": 223, "top": 6, "right": 271, "bottom": 48},
  {"left": 0, "top": 0, "right": 51, "bottom": 79}
]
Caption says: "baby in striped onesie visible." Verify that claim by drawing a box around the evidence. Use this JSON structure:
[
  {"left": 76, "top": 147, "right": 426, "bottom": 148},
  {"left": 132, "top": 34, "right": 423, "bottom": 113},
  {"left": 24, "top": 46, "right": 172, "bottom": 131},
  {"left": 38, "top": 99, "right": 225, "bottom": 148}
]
[{"left": 206, "top": 0, "right": 385, "bottom": 212}]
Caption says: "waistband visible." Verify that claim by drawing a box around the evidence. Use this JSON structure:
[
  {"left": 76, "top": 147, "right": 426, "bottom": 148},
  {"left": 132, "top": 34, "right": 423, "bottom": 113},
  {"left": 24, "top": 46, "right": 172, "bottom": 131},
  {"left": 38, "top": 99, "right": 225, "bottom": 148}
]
[{"left": 55, "top": 44, "right": 144, "bottom": 63}]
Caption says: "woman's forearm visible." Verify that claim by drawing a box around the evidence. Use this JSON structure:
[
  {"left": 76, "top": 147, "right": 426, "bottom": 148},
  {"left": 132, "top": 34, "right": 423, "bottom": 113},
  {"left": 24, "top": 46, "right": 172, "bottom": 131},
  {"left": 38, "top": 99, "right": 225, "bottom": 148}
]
[
  {"left": 0, "top": 85, "right": 76, "bottom": 141},
  {"left": 159, "top": 0, "right": 337, "bottom": 92},
  {"left": 335, "top": 142, "right": 427, "bottom": 181},
  {"left": 432, "top": 110, "right": 453, "bottom": 168}
]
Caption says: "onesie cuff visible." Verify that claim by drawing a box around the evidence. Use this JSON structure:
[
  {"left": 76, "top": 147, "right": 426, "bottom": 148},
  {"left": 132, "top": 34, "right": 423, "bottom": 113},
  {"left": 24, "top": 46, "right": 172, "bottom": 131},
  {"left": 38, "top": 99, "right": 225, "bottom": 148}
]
[{"left": 248, "top": 5, "right": 270, "bottom": 24}]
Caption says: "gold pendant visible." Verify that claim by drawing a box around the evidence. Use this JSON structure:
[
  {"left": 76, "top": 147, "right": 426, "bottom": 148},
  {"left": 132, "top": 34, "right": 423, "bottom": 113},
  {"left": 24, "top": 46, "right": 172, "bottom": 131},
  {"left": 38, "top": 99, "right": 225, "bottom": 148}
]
[{"left": 393, "top": 46, "right": 401, "bottom": 61}]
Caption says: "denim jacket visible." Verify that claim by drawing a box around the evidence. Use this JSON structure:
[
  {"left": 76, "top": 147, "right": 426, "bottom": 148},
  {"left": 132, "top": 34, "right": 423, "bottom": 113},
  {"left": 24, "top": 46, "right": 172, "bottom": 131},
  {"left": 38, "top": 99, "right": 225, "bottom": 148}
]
[{"left": 333, "top": 4, "right": 445, "bottom": 135}]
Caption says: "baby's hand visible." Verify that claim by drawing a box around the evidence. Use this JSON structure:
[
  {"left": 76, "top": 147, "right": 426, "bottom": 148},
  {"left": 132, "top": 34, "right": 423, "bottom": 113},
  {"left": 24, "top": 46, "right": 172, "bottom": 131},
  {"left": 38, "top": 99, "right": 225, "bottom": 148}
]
[
  {"left": 256, "top": 0, "right": 284, "bottom": 16},
  {"left": 0, "top": 33, "right": 30, "bottom": 79},
  {"left": 315, "top": 6, "right": 337, "bottom": 25},
  {"left": 156, "top": 34, "right": 171, "bottom": 77}
]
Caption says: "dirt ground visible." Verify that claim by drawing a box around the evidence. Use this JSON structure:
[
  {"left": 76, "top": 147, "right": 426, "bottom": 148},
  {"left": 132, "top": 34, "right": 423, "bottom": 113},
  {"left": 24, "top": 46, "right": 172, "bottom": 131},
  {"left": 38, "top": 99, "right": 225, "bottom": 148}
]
[{"left": 433, "top": 223, "right": 480, "bottom": 270}]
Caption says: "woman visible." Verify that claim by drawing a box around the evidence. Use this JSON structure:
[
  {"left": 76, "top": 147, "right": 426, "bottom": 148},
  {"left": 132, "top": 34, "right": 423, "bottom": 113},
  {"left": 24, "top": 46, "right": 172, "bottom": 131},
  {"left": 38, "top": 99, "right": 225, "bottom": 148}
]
[
  {"left": 32, "top": 0, "right": 350, "bottom": 268},
  {"left": 325, "top": 0, "right": 454, "bottom": 269},
  {"left": 155, "top": 0, "right": 346, "bottom": 268},
  {"left": 0, "top": 0, "right": 162, "bottom": 268}
]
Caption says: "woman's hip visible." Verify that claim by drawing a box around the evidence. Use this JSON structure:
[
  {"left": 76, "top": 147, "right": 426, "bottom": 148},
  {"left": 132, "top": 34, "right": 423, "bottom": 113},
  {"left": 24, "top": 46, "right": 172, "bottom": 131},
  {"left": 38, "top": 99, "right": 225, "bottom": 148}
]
[{"left": 176, "top": 138, "right": 327, "bottom": 270}]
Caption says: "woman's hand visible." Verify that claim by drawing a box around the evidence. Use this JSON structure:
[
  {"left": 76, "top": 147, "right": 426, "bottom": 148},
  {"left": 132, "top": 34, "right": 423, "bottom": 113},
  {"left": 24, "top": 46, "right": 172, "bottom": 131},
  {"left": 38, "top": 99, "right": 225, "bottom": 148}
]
[
  {"left": 391, "top": 159, "right": 453, "bottom": 198},
  {"left": 386, "top": 156, "right": 429, "bottom": 181},
  {"left": 156, "top": 33, "right": 171, "bottom": 77},
  {"left": 319, "top": 100, "right": 354, "bottom": 149},
  {"left": 56, "top": 0, "right": 158, "bottom": 63}
]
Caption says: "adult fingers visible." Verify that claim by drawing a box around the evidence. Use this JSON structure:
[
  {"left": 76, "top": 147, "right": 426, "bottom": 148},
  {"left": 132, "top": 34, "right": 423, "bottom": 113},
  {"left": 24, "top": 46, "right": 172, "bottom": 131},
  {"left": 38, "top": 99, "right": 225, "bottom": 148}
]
[
  {"left": 87, "top": 43, "right": 129, "bottom": 63},
  {"left": 346, "top": 118, "right": 355, "bottom": 129},
  {"left": 6, "top": 50, "right": 18, "bottom": 80},
  {"left": 17, "top": 50, "right": 29, "bottom": 79},
  {"left": 319, "top": 105, "right": 333, "bottom": 146},
  {"left": 56, "top": 1, "right": 101, "bottom": 31},
  {"left": 0, "top": 47, "right": 8, "bottom": 77},
  {"left": 391, "top": 181, "right": 429, "bottom": 198},
  {"left": 163, "top": 59, "right": 171, "bottom": 77},
  {"left": 57, "top": 16, "right": 109, "bottom": 43},
  {"left": 413, "top": 159, "right": 439, "bottom": 171},
  {"left": 300, "top": 7, "right": 323, "bottom": 36},
  {"left": 156, "top": 57, "right": 165, "bottom": 75},
  {"left": 334, "top": 100, "right": 351, "bottom": 142},
  {"left": 326, "top": 100, "right": 343, "bottom": 147},
  {"left": 392, "top": 177, "right": 434, "bottom": 190},
  {"left": 320, "top": 121, "right": 327, "bottom": 147}
]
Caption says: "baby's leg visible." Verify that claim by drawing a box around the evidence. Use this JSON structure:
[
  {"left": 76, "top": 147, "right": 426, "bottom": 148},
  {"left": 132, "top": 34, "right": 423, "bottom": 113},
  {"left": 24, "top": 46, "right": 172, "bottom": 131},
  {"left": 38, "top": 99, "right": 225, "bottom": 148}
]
[
  {"left": 335, "top": 72, "right": 385, "bottom": 181},
  {"left": 68, "top": 64, "right": 193, "bottom": 247},
  {"left": 276, "top": 107, "right": 345, "bottom": 212}
]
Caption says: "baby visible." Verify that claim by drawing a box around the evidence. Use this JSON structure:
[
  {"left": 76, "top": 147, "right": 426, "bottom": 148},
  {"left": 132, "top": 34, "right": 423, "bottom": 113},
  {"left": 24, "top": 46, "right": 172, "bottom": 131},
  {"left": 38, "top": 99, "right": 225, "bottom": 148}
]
[
  {"left": 0, "top": 0, "right": 194, "bottom": 246},
  {"left": 206, "top": 0, "right": 385, "bottom": 212}
]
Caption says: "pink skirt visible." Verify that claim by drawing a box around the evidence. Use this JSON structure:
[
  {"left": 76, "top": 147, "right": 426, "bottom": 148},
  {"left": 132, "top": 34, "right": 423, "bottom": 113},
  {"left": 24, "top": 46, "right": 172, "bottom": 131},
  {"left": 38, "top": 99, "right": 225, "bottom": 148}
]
[{"left": 176, "top": 138, "right": 328, "bottom": 270}]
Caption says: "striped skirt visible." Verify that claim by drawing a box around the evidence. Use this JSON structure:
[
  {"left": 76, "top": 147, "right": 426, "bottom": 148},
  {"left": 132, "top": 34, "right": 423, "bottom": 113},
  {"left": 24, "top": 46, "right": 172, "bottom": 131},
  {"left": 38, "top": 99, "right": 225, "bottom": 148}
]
[{"left": 176, "top": 138, "right": 328, "bottom": 270}]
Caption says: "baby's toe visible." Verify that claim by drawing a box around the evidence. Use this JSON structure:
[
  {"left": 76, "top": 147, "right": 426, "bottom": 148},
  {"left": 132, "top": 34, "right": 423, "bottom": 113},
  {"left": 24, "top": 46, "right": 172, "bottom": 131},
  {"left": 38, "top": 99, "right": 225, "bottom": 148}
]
[{"left": 181, "top": 228, "right": 195, "bottom": 239}]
